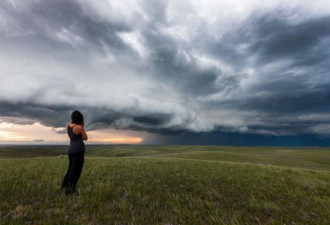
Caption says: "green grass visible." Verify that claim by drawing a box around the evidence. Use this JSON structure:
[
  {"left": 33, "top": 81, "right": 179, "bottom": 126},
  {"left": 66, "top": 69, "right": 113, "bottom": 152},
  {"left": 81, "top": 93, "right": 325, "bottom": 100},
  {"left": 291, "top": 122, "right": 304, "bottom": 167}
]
[{"left": 0, "top": 146, "right": 329, "bottom": 224}]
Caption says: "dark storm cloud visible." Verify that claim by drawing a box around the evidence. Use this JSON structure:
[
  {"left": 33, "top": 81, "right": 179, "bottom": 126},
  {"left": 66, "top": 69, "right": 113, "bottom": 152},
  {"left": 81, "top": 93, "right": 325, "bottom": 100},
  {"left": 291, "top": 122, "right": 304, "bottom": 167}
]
[
  {"left": 0, "top": 0, "right": 134, "bottom": 64},
  {"left": 0, "top": 101, "right": 172, "bottom": 134},
  {"left": 249, "top": 15, "right": 330, "bottom": 64},
  {"left": 1, "top": 0, "right": 330, "bottom": 143},
  {"left": 0, "top": 101, "right": 71, "bottom": 128},
  {"left": 238, "top": 15, "right": 330, "bottom": 115},
  {"left": 194, "top": 13, "right": 330, "bottom": 136},
  {"left": 137, "top": 17, "right": 245, "bottom": 99}
]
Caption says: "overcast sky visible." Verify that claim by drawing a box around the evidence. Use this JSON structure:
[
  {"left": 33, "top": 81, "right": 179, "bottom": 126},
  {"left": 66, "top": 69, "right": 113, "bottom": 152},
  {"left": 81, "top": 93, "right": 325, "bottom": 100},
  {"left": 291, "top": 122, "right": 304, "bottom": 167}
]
[{"left": 1, "top": 0, "right": 330, "bottom": 145}]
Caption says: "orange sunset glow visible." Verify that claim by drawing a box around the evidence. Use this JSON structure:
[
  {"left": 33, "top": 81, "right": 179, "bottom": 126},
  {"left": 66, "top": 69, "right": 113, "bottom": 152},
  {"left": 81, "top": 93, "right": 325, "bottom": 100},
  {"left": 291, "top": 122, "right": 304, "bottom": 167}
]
[
  {"left": 92, "top": 138, "right": 143, "bottom": 144},
  {"left": 87, "top": 129, "right": 144, "bottom": 144},
  {"left": 0, "top": 119, "right": 144, "bottom": 144}
]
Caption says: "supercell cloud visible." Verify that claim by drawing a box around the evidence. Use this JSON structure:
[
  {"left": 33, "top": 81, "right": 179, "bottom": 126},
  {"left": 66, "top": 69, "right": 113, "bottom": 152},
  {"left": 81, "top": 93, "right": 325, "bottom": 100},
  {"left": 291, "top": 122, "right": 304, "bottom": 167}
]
[{"left": 1, "top": 0, "right": 330, "bottom": 144}]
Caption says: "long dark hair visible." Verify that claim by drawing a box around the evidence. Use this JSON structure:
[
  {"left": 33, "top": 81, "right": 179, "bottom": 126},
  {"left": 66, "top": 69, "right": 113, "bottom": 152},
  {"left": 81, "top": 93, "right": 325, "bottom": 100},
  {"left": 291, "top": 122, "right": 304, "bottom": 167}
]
[{"left": 71, "top": 110, "right": 84, "bottom": 126}]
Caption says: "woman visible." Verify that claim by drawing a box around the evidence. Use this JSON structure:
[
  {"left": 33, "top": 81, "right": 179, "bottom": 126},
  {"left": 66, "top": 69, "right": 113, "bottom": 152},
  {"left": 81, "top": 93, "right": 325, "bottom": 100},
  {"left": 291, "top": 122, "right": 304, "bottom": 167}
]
[{"left": 61, "top": 110, "right": 88, "bottom": 195}]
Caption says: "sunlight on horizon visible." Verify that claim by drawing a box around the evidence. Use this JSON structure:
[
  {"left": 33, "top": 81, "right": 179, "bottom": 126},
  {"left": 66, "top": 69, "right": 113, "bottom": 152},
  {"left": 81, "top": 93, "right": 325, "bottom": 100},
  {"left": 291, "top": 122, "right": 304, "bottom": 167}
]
[
  {"left": 0, "top": 120, "right": 144, "bottom": 144},
  {"left": 92, "top": 137, "right": 143, "bottom": 144}
]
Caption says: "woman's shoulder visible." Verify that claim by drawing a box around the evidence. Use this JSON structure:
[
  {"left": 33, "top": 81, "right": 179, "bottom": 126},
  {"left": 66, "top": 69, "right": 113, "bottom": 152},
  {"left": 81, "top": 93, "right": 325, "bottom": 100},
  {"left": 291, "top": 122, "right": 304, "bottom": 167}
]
[
  {"left": 72, "top": 124, "right": 84, "bottom": 133},
  {"left": 73, "top": 124, "right": 83, "bottom": 129}
]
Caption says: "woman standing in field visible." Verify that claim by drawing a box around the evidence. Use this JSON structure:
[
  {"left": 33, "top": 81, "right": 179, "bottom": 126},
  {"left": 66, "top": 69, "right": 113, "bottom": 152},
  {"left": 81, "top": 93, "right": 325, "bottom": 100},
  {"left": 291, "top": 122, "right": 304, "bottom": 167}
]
[{"left": 61, "top": 110, "right": 88, "bottom": 195}]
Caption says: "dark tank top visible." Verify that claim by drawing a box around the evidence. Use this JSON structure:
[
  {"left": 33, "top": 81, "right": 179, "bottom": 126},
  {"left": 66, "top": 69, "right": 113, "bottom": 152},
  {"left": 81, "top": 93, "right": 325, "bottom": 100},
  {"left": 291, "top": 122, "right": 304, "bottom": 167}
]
[{"left": 67, "top": 124, "right": 85, "bottom": 154}]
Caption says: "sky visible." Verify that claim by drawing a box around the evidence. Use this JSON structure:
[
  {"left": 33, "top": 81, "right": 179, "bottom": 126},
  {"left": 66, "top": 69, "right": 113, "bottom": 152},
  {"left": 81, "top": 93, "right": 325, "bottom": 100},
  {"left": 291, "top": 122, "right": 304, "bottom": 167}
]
[{"left": 1, "top": 0, "right": 330, "bottom": 146}]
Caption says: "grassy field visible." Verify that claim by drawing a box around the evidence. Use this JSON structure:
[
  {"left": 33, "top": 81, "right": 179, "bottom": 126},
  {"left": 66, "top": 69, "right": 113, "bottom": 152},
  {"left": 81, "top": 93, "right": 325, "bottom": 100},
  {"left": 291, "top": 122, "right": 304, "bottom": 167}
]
[{"left": 0, "top": 145, "right": 329, "bottom": 224}]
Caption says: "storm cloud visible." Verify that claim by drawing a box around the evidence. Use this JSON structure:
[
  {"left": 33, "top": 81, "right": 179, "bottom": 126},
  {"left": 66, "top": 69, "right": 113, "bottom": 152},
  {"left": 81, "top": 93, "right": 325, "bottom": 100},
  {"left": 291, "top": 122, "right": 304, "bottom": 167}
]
[{"left": 1, "top": 0, "right": 330, "bottom": 144}]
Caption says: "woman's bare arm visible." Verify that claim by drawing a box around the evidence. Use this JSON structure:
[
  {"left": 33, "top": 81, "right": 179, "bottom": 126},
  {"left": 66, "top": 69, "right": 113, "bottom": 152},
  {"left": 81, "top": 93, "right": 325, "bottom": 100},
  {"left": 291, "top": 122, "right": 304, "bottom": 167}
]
[{"left": 78, "top": 126, "right": 88, "bottom": 140}]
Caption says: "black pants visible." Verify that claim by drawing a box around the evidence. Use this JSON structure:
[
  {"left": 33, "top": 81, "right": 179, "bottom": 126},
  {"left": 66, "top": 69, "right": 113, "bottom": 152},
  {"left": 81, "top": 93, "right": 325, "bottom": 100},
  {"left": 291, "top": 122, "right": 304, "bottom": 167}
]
[{"left": 61, "top": 151, "right": 84, "bottom": 189}]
